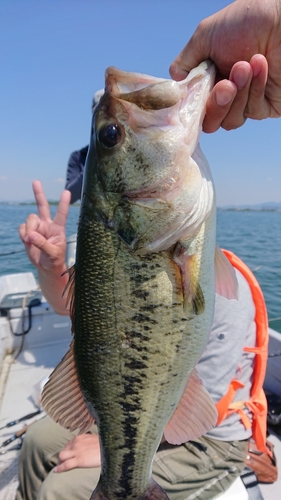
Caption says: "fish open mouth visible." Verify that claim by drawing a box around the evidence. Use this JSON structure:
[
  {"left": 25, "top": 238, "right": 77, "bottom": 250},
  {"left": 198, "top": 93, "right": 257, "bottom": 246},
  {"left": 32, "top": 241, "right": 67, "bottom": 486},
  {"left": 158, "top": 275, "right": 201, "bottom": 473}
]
[{"left": 104, "top": 60, "right": 216, "bottom": 113}]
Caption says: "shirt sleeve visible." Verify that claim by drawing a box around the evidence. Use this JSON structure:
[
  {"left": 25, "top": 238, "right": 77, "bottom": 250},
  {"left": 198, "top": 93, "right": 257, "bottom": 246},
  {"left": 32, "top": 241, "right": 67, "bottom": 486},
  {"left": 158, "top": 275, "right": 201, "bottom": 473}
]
[
  {"left": 197, "top": 269, "right": 256, "bottom": 402},
  {"left": 65, "top": 151, "right": 84, "bottom": 204}
]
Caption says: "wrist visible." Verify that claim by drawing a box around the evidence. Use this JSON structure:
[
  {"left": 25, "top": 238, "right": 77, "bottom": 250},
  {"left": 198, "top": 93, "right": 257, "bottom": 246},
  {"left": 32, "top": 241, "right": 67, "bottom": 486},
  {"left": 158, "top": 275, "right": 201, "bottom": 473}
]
[{"left": 37, "top": 265, "right": 70, "bottom": 315}]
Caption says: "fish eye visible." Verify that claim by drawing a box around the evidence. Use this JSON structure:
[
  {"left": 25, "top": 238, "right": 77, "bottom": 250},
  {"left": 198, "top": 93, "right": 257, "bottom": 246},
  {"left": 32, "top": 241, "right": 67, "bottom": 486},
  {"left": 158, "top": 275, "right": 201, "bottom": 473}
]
[{"left": 98, "top": 124, "right": 122, "bottom": 149}]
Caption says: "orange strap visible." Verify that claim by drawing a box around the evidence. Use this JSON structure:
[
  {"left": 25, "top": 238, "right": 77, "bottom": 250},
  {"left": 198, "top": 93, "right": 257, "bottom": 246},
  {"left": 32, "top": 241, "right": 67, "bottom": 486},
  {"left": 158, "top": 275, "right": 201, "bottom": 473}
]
[
  {"left": 216, "top": 379, "right": 244, "bottom": 426},
  {"left": 215, "top": 250, "right": 269, "bottom": 455}
]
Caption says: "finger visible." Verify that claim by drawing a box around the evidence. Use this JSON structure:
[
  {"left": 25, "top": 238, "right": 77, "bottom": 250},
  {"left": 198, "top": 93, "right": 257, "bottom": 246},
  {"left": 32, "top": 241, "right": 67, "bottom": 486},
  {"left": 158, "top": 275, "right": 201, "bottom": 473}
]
[
  {"left": 53, "top": 190, "right": 71, "bottom": 228},
  {"left": 203, "top": 80, "right": 237, "bottom": 133},
  {"left": 169, "top": 24, "right": 209, "bottom": 80},
  {"left": 24, "top": 213, "right": 42, "bottom": 237},
  {"left": 18, "top": 223, "right": 27, "bottom": 242},
  {"left": 245, "top": 54, "right": 270, "bottom": 119},
  {"left": 60, "top": 438, "right": 74, "bottom": 451},
  {"left": 23, "top": 230, "right": 58, "bottom": 257},
  {"left": 54, "top": 458, "right": 77, "bottom": 473},
  {"left": 220, "top": 62, "right": 253, "bottom": 130},
  {"left": 58, "top": 447, "right": 74, "bottom": 460},
  {"left": 32, "top": 180, "right": 51, "bottom": 222}
]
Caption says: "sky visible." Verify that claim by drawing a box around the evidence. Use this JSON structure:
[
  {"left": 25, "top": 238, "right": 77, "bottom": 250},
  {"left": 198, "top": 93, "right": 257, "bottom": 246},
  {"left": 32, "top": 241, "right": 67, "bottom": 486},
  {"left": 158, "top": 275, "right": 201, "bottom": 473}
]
[{"left": 0, "top": 0, "right": 280, "bottom": 206}]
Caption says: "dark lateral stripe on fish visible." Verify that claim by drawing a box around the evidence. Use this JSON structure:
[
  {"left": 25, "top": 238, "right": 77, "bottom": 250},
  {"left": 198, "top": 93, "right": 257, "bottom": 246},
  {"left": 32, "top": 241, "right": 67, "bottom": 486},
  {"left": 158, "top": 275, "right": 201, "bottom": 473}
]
[
  {"left": 132, "top": 289, "right": 150, "bottom": 299},
  {"left": 118, "top": 394, "right": 141, "bottom": 497},
  {"left": 140, "top": 304, "right": 160, "bottom": 312},
  {"left": 130, "top": 274, "right": 152, "bottom": 286},
  {"left": 126, "top": 329, "right": 150, "bottom": 341},
  {"left": 128, "top": 341, "right": 149, "bottom": 353},
  {"left": 124, "top": 375, "right": 144, "bottom": 394},
  {"left": 125, "top": 358, "right": 148, "bottom": 371},
  {"left": 131, "top": 313, "right": 158, "bottom": 325}
]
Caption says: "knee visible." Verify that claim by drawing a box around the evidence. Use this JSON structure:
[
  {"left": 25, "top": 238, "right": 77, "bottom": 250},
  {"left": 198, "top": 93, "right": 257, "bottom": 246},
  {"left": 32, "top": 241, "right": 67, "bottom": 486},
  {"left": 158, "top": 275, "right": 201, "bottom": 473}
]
[
  {"left": 21, "top": 418, "right": 49, "bottom": 456},
  {"left": 19, "top": 416, "right": 65, "bottom": 467},
  {"left": 37, "top": 473, "right": 58, "bottom": 500},
  {"left": 37, "top": 468, "right": 99, "bottom": 500}
]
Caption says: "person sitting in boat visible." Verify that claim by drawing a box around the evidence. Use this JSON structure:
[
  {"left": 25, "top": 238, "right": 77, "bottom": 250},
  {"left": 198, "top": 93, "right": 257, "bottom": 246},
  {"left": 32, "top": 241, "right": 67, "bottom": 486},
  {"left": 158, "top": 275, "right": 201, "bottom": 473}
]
[
  {"left": 16, "top": 182, "right": 269, "bottom": 500},
  {"left": 65, "top": 89, "right": 104, "bottom": 204}
]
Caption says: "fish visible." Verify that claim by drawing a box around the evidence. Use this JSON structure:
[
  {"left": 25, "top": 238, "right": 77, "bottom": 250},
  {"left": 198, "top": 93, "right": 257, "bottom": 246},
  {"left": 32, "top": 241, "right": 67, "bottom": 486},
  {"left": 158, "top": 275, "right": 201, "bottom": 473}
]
[{"left": 42, "top": 60, "right": 238, "bottom": 500}]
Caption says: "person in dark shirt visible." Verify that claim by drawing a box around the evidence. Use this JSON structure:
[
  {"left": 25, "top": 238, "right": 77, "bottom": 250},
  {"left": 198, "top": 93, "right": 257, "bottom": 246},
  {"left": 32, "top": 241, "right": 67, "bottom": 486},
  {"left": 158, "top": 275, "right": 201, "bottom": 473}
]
[
  {"left": 65, "top": 146, "right": 88, "bottom": 204},
  {"left": 65, "top": 89, "right": 104, "bottom": 204}
]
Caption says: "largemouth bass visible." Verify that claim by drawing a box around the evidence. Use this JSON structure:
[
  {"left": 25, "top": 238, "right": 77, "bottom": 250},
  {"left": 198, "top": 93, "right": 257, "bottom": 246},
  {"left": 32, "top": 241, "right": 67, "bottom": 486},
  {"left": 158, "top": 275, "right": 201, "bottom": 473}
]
[{"left": 42, "top": 60, "right": 237, "bottom": 500}]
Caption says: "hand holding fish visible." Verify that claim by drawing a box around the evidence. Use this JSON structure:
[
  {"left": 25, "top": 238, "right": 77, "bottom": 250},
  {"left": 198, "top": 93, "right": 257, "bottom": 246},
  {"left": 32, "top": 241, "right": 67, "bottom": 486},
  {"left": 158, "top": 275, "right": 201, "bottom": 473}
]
[
  {"left": 170, "top": 0, "right": 281, "bottom": 132},
  {"left": 54, "top": 434, "right": 101, "bottom": 473},
  {"left": 18, "top": 180, "right": 71, "bottom": 315}
]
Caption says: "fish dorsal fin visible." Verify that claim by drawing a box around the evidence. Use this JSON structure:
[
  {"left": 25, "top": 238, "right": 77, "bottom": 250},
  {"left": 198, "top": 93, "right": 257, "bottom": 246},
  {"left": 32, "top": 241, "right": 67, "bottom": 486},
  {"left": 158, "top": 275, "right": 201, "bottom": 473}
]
[
  {"left": 41, "top": 340, "right": 94, "bottom": 433},
  {"left": 164, "top": 368, "right": 217, "bottom": 445},
  {"left": 62, "top": 265, "right": 76, "bottom": 333},
  {"left": 215, "top": 245, "right": 239, "bottom": 299}
]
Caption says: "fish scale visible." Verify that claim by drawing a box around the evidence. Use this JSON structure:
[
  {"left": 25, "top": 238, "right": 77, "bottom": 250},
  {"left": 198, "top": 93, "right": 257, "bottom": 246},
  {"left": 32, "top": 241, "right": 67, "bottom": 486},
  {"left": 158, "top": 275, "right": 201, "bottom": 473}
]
[
  {"left": 41, "top": 61, "right": 238, "bottom": 500},
  {"left": 73, "top": 197, "right": 213, "bottom": 499}
]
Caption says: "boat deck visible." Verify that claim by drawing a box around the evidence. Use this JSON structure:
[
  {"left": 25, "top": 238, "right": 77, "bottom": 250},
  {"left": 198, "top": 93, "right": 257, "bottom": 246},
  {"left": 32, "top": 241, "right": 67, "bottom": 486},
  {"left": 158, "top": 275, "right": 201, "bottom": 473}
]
[
  {"left": 0, "top": 299, "right": 72, "bottom": 499},
  {"left": 0, "top": 313, "right": 280, "bottom": 499}
]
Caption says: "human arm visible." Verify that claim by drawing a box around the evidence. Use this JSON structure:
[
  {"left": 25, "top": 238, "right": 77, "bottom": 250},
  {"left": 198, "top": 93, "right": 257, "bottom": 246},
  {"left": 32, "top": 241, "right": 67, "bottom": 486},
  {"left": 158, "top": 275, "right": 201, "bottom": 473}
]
[
  {"left": 170, "top": 0, "right": 281, "bottom": 132},
  {"left": 18, "top": 180, "right": 71, "bottom": 315},
  {"left": 54, "top": 433, "right": 101, "bottom": 472}
]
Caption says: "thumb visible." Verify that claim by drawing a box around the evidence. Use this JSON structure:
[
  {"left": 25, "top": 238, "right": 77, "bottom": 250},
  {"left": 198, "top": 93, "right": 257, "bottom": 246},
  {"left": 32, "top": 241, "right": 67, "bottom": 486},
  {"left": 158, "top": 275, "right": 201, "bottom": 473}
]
[{"left": 169, "top": 24, "right": 211, "bottom": 81}]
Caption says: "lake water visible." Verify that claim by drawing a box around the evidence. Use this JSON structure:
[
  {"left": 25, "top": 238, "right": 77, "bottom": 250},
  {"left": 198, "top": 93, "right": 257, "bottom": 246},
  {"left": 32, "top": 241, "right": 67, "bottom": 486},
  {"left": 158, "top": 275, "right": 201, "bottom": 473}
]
[{"left": 0, "top": 205, "right": 280, "bottom": 333}]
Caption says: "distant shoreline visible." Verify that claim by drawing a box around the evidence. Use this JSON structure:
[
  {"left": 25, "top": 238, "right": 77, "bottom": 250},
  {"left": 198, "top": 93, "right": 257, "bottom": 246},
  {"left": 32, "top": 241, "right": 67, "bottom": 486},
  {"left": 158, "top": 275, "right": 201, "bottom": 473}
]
[
  {"left": 0, "top": 201, "right": 80, "bottom": 207},
  {"left": 0, "top": 201, "right": 280, "bottom": 212},
  {"left": 217, "top": 207, "right": 281, "bottom": 213}
]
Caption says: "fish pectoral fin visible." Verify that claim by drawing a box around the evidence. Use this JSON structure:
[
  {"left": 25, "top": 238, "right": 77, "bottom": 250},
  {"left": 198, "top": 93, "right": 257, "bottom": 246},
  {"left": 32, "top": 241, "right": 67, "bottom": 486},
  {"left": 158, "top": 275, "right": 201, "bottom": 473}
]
[
  {"left": 62, "top": 264, "right": 76, "bottom": 332},
  {"left": 164, "top": 368, "right": 218, "bottom": 445},
  {"left": 41, "top": 340, "right": 94, "bottom": 433},
  {"left": 215, "top": 245, "right": 239, "bottom": 299},
  {"left": 173, "top": 243, "right": 205, "bottom": 315}
]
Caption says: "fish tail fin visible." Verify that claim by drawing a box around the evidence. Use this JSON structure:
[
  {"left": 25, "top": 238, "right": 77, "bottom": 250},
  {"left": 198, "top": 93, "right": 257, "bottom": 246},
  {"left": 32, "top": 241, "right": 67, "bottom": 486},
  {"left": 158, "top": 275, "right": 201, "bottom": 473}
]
[
  {"left": 89, "top": 489, "right": 105, "bottom": 500},
  {"left": 89, "top": 485, "right": 107, "bottom": 500},
  {"left": 89, "top": 480, "right": 169, "bottom": 500},
  {"left": 140, "top": 479, "right": 170, "bottom": 499}
]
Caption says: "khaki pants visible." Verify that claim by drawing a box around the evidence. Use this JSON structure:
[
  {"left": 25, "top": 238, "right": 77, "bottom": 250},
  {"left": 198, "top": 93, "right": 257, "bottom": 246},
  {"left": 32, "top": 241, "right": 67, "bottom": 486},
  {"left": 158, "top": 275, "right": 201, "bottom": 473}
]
[{"left": 15, "top": 416, "right": 247, "bottom": 500}]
